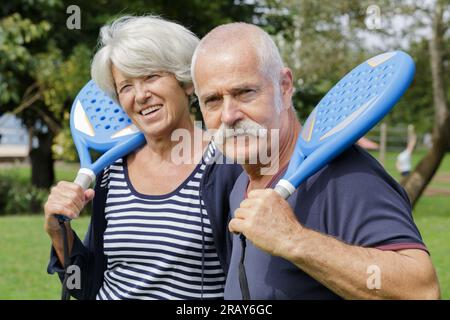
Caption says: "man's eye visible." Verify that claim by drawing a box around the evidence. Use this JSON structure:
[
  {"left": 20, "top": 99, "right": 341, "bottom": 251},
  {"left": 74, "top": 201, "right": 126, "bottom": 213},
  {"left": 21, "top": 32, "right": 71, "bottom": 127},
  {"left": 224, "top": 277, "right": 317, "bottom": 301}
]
[
  {"left": 205, "top": 97, "right": 221, "bottom": 108},
  {"left": 239, "top": 89, "right": 256, "bottom": 99}
]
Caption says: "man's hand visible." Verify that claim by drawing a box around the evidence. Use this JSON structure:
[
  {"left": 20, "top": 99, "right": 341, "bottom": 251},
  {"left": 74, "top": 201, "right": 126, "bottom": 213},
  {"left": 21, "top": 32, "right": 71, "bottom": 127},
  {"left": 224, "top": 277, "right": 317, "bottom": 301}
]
[{"left": 229, "top": 189, "right": 303, "bottom": 257}]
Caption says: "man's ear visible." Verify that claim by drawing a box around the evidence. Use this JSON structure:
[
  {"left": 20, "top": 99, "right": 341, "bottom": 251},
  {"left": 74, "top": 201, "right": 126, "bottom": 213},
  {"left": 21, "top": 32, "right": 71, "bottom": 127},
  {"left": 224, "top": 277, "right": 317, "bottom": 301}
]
[{"left": 280, "top": 68, "right": 294, "bottom": 109}]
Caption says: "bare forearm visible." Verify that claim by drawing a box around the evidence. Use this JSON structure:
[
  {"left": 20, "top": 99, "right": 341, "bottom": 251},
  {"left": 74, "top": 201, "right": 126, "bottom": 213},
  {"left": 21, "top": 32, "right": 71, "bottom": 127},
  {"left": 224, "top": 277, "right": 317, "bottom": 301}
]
[
  {"left": 283, "top": 228, "right": 440, "bottom": 299},
  {"left": 48, "top": 223, "right": 75, "bottom": 267}
]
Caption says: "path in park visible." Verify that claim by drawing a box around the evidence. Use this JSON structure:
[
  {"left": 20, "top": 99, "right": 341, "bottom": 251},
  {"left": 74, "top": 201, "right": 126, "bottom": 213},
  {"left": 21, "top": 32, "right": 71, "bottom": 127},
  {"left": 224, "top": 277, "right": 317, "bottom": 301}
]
[{"left": 424, "top": 173, "right": 450, "bottom": 196}]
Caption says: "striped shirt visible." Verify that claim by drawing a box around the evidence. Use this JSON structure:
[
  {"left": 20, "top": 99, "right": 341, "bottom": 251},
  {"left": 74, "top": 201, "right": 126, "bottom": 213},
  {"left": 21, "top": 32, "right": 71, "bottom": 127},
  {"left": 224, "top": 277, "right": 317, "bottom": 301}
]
[{"left": 96, "top": 144, "right": 226, "bottom": 300}]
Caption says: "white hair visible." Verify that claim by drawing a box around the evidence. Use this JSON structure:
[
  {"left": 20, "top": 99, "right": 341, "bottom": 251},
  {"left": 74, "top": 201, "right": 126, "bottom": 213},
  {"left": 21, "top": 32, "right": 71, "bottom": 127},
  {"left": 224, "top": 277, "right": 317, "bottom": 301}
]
[
  {"left": 191, "top": 23, "right": 284, "bottom": 88},
  {"left": 91, "top": 15, "right": 199, "bottom": 101}
]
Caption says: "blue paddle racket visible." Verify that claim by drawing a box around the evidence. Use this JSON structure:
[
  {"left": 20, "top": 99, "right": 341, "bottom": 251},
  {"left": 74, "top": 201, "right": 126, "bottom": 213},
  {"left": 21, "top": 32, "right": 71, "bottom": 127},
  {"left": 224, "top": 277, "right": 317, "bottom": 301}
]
[
  {"left": 56, "top": 80, "right": 145, "bottom": 299},
  {"left": 56, "top": 80, "right": 146, "bottom": 221},
  {"left": 239, "top": 51, "right": 415, "bottom": 300},
  {"left": 274, "top": 51, "right": 415, "bottom": 198}
]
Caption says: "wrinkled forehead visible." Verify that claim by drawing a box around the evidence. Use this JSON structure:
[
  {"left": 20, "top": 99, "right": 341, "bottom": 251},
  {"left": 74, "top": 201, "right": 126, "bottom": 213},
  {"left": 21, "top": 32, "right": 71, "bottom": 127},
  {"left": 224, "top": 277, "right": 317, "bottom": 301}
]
[{"left": 194, "top": 46, "right": 266, "bottom": 93}]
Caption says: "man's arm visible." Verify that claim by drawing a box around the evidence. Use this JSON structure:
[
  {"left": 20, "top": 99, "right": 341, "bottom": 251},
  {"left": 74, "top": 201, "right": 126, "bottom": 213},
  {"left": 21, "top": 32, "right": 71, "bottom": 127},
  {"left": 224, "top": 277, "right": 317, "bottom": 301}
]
[
  {"left": 285, "top": 227, "right": 440, "bottom": 299},
  {"left": 229, "top": 189, "right": 441, "bottom": 300}
]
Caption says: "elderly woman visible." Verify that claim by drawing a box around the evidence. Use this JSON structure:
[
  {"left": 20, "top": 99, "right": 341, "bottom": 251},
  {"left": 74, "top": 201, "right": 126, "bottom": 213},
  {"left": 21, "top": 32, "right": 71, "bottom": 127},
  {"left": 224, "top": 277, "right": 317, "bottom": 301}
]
[{"left": 44, "top": 15, "right": 241, "bottom": 300}]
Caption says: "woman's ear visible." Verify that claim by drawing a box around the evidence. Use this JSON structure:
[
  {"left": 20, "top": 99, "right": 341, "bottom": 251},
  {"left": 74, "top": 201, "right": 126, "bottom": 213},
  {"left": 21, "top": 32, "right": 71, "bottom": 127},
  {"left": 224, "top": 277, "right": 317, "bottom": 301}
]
[{"left": 184, "top": 83, "right": 194, "bottom": 96}]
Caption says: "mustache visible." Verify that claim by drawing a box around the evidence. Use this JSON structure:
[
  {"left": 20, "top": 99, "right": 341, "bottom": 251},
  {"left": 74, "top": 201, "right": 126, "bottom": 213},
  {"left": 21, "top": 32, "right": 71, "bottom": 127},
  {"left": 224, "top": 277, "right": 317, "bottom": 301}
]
[{"left": 213, "top": 120, "right": 268, "bottom": 143}]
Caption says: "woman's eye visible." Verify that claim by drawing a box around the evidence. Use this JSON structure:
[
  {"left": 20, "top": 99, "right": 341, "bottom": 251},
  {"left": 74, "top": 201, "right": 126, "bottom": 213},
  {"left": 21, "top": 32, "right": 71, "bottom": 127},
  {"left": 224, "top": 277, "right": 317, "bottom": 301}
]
[
  {"left": 119, "top": 85, "right": 131, "bottom": 94},
  {"left": 145, "top": 74, "right": 160, "bottom": 81}
]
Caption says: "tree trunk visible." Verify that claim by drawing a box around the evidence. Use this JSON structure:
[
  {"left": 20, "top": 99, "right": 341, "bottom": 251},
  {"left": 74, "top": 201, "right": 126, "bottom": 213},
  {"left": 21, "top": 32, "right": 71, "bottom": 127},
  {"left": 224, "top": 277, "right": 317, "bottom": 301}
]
[
  {"left": 401, "top": 0, "right": 450, "bottom": 207},
  {"left": 29, "top": 130, "right": 55, "bottom": 189},
  {"left": 401, "top": 139, "right": 448, "bottom": 206}
]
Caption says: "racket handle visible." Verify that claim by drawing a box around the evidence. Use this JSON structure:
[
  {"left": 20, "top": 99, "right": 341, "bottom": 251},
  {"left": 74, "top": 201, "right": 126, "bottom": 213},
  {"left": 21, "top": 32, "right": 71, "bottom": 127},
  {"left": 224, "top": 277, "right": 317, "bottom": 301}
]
[
  {"left": 55, "top": 214, "right": 71, "bottom": 222},
  {"left": 274, "top": 179, "right": 296, "bottom": 200},
  {"left": 74, "top": 168, "right": 96, "bottom": 190},
  {"left": 54, "top": 168, "right": 96, "bottom": 222}
]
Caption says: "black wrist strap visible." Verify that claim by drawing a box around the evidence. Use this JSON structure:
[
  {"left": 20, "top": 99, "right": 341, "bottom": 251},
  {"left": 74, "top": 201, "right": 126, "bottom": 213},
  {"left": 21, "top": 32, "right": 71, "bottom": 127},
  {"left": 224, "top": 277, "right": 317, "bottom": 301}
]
[
  {"left": 58, "top": 220, "right": 71, "bottom": 300},
  {"left": 238, "top": 234, "right": 251, "bottom": 300}
]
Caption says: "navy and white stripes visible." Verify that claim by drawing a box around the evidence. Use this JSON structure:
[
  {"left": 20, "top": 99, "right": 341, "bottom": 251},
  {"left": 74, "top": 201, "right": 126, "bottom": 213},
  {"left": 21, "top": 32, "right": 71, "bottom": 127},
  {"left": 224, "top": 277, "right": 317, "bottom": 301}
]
[{"left": 96, "top": 144, "right": 225, "bottom": 300}]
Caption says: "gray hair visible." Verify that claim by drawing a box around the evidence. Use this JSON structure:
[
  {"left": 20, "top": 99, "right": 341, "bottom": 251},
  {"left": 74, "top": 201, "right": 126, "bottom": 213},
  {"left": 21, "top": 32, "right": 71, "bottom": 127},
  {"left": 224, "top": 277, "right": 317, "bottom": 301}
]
[
  {"left": 91, "top": 15, "right": 199, "bottom": 101},
  {"left": 191, "top": 23, "right": 284, "bottom": 88}
]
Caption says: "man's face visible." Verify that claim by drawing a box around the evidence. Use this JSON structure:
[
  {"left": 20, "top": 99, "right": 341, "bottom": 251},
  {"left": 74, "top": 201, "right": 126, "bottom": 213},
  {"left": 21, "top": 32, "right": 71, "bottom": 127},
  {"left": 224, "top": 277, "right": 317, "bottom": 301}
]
[{"left": 194, "top": 46, "right": 287, "bottom": 164}]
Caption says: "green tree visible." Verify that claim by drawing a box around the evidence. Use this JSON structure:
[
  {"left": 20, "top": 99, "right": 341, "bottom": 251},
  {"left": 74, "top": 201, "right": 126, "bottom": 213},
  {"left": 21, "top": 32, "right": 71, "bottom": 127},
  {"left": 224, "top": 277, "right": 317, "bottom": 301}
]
[
  {"left": 354, "top": 0, "right": 450, "bottom": 205},
  {"left": 263, "top": 0, "right": 449, "bottom": 206},
  {"left": 263, "top": 0, "right": 369, "bottom": 121},
  {"left": 400, "top": 0, "right": 450, "bottom": 206},
  {"left": 0, "top": 10, "right": 57, "bottom": 188}
]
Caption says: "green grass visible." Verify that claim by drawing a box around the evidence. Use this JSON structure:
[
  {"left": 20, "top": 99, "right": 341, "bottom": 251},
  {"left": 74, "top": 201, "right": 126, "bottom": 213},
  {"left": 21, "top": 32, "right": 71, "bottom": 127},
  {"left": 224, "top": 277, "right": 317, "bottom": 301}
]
[
  {"left": 413, "top": 197, "right": 450, "bottom": 299},
  {"left": 0, "top": 215, "right": 89, "bottom": 299},
  {"left": 0, "top": 154, "right": 449, "bottom": 299}
]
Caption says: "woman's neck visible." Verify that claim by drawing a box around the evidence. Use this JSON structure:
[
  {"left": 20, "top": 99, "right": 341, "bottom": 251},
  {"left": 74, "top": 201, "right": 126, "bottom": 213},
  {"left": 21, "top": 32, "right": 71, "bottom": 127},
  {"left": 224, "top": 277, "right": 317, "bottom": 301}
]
[{"left": 138, "top": 114, "right": 208, "bottom": 166}]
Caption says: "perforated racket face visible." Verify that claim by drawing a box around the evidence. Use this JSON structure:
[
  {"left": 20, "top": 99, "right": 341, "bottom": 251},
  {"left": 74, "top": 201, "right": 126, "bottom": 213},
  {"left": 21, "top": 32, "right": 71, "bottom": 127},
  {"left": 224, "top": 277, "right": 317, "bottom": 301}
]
[
  {"left": 299, "top": 51, "right": 414, "bottom": 155},
  {"left": 70, "top": 80, "right": 140, "bottom": 153}
]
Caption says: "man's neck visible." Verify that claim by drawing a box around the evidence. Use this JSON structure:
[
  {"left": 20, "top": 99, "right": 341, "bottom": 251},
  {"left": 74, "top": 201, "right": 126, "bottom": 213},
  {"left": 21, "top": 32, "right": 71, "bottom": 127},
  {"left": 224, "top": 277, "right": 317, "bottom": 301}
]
[{"left": 245, "top": 108, "right": 301, "bottom": 191}]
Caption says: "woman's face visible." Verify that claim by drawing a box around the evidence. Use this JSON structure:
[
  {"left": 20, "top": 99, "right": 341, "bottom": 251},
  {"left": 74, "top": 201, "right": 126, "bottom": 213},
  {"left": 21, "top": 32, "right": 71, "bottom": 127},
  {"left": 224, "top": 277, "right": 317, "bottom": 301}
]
[{"left": 112, "top": 65, "right": 193, "bottom": 137}]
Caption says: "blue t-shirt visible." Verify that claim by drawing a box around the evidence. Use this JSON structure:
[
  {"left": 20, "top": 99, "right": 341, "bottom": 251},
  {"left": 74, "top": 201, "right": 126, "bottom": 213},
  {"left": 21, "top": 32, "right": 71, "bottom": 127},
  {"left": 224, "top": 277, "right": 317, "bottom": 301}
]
[{"left": 225, "top": 145, "right": 427, "bottom": 300}]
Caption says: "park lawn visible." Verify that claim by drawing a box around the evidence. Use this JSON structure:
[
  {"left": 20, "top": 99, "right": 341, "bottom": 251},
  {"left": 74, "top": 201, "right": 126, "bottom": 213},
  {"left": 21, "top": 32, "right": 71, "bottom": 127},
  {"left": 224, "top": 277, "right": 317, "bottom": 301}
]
[
  {"left": 413, "top": 196, "right": 450, "bottom": 299},
  {"left": 0, "top": 215, "right": 90, "bottom": 300}
]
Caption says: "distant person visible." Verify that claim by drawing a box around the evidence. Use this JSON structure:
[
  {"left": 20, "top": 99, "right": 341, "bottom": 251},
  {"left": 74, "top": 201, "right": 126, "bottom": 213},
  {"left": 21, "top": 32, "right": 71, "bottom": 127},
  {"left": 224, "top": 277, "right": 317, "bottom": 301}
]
[
  {"left": 423, "top": 132, "right": 433, "bottom": 150},
  {"left": 396, "top": 129, "right": 417, "bottom": 177},
  {"left": 356, "top": 137, "right": 379, "bottom": 150}
]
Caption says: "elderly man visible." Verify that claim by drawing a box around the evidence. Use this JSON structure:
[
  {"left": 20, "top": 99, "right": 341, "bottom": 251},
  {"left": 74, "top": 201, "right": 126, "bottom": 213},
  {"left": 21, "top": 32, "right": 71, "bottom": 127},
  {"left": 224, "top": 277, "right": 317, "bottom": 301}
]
[{"left": 191, "top": 23, "right": 440, "bottom": 300}]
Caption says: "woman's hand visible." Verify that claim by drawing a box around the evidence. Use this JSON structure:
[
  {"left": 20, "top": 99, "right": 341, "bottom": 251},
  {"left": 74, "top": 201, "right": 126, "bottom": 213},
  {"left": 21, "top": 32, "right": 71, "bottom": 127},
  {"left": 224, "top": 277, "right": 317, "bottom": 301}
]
[{"left": 44, "top": 181, "right": 95, "bottom": 235}]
